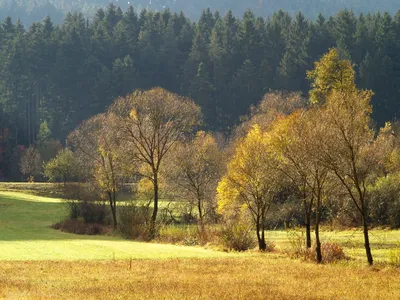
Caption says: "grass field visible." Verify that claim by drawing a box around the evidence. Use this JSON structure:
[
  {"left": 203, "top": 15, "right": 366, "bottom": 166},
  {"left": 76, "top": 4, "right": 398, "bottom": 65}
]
[
  {"left": 0, "top": 190, "right": 399, "bottom": 299},
  {"left": 0, "top": 191, "right": 232, "bottom": 261},
  {"left": 1, "top": 257, "right": 399, "bottom": 299}
]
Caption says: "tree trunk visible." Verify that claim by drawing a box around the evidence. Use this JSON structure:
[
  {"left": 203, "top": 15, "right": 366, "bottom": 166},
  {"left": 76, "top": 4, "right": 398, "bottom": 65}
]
[
  {"left": 197, "top": 196, "right": 203, "bottom": 222},
  {"left": 112, "top": 189, "right": 117, "bottom": 229},
  {"left": 149, "top": 174, "right": 159, "bottom": 239},
  {"left": 305, "top": 212, "right": 312, "bottom": 249},
  {"left": 362, "top": 214, "right": 373, "bottom": 265},
  {"left": 256, "top": 221, "right": 266, "bottom": 251},
  {"left": 108, "top": 192, "right": 117, "bottom": 229},
  {"left": 315, "top": 196, "right": 322, "bottom": 264}
]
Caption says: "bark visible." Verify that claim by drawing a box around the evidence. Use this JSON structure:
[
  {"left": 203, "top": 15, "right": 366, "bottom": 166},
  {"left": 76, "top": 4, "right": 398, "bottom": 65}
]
[
  {"left": 315, "top": 194, "right": 322, "bottom": 263},
  {"left": 112, "top": 188, "right": 117, "bottom": 229},
  {"left": 149, "top": 174, "right": 159, "bottom": 239},
  {"left": 197, "top": 196, "right": 203, "bottom": 222},
  {"left": 256, "top": 221, "right": 266, "bottom": 251},
  {"left": 362, "top": 214, "right": 373, "bottom": 265},
  {"left": 108, "top": 191, "right": 117, "bottom": 229},
  {"left": 305, "top": 212, "right": 312, "bottom": 249}
]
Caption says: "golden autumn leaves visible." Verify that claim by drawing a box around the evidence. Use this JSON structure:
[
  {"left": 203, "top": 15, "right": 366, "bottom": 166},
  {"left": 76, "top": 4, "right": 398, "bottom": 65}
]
[{"left": 216, "top": 48, "right": 392, "bottom": 264}]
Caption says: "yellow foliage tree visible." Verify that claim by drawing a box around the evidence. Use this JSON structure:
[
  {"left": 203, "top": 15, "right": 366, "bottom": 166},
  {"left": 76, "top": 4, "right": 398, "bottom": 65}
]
[
  {"left": 307, "top": 48, "right": 356, "bottom": 104},
  {"left": 269, "top": 110, "right": 329, "bottom": 263},
  {"left": 217, "top": 125, "right": 281, "bottom": 251}
]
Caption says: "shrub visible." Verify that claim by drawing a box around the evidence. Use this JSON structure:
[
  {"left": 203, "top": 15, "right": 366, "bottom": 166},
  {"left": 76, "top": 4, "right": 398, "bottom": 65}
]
[
  {"left": 320, "top": 243, "right": 346, "bottom": 263},
  {"left": 303, "top": 243, "right": 346, "bottom": 263},
  {"left": 369, "top": 174, "right": 400, "bottom": 229},
  {"left": 52, "top": 219, "right": 105, "bottom": 235},
  {"left": 80, "top": 201, "right": 108, "bottom": 224},
  {"left": 118, "top": 203, "right": 152, "bottom": 240},
  {"left": 66, "top": 200, "right": 109, "bottom": 225},
  {"left": 220, "top": 216, "right": 256, "bottom": 251},
  {"left": 285, "top": 226, "right": 307, "bottom": 258},
  {"left": 389, "top": 243, "right": 400, "bottom": 266},
  {"left": 157, "top": 225, "right": 198, "bottom": 244}
]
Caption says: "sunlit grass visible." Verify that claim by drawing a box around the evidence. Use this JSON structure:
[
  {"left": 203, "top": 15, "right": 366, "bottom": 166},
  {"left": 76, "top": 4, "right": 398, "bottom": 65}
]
[
  {"left": 0, "top": 257, "right": 399, "bottom": 299},
  {"left": 0, "top": 191, "right": 232, "bottom": 261},
  {"left": 0, "top": 190, "right": 399, "bottom": 298}
]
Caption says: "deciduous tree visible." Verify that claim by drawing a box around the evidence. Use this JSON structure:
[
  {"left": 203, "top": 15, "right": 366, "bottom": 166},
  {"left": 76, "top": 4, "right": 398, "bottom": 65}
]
[
  {"left": 165, "top": 131, "right": 224, "bottom": 223},
  {"left": 67, "top": 113, "right": 127, "bottom": 228},
  {"left": 217, "top": 125, "right": 281, "bottom": 250},
  {"left": 109, "top": 87, "right": 202, "bottom": 238}
]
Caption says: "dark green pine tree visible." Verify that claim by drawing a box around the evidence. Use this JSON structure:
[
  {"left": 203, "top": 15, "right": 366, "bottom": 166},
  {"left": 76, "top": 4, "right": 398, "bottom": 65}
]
[
  {"left": 333, "top": 9, "right": 357, "bottom": 60},
  {"left": 231, "top": 59, "right": 258, "bottom": 120},
  {"left": 278, "top": 12, "right": 310, "bottom": 92},
  {"left": 189, "top": 62, "right": 215, "bottom": 127}
]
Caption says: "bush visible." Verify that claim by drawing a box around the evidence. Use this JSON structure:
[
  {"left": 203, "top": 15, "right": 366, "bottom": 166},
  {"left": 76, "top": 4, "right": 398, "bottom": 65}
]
[
  {"left": 285, "top": 226, "right": 307, "bottom": 258},
  {"left": 118, "top": 203, "right": 152, "bottom": 240},
  {"left": 80, "top": 201, "right": 108, "bottom": 224},
  {"left": 369, "top": 174, "right": 400, "bottom": 229},
  {"left": 389, "top": 243, "right": 400, "bottom": 266},
  {"left": 320, "top": 243, "right": 346, "bottom": 263},
  {"left": 157, "top": 225, "right": 198, "bottom": 244},
  {"left": 220, "top": 216, "right": 256, "bottom": 251},
  {"left": 52, "top": 219, "right": 105, "bottom": 235},
  {"left": 302, "top": 243, "right": 346, "bottom": 263},
  {"left": 66, "top": 200, "right": 109, "bottom": 225},
  {"left": 157, "top": 224, "right": 220, "bottom": 246}
]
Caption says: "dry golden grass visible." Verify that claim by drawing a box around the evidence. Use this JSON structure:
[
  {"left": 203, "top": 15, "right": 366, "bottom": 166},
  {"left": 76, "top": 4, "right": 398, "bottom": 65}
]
[{"left": 1, "top": 255, "right": 399, "bottom": 299}]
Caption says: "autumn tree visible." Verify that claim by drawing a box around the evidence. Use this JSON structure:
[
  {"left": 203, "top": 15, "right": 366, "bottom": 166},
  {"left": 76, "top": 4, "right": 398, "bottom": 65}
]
[
  {"left": 270, "top": 110, "right": 329, "bottom": 262},
  {"left": 318, "top": 89, "right": 380, "bottom": 265},
  {"left": 109, "top": 87, "right": 202, "bottom": 238},
  {"left": 217, "top": 125, "right": 281, "bottom": 251},
  {"left": 20, "top": 146, "right": 42, "bottom": 182},
  {"left": 308, "top": 48, "right": 381, "bottom": 265},
  {"left": 235, "top": 91, "right": 306, "bottom": 139},
  {"left": 67, "top": 113, "right": 127, "bottom": 229},
  {"left": 44, "top": 148, "right": 82, "bottom": 185},
  {"left": 307, "top": 48, "right": 356, "bottom": 104},
  {"left": 165, "top": 131, "right": 224, "bottom": 224}
]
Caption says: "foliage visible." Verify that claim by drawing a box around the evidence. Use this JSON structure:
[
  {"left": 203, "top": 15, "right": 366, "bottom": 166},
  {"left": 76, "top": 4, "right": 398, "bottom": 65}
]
[
  {"left": 389, "top": 242, "right": 400, "bottom": 266},
  {"left": 52, "top": 219, "right": 105, "bottom": 235},
  {"left": 110, "top": 87, "right": 202, "bottom": 238},
  {"left": 218, "top": 125, "right": 281, "bottom": 250},
  {"left": 3, "top": 1, "right": 400, "bottom": 25},
  {"left": 67, "top": 113, "right": 129, "bottom": 228},
  {"left": 164, "top": 131, "right": 224, "bottom": 223},
  {"left": 117, "top": 202, "right": 152, "bottom": 240},
  {"left": 369, "top": 173, "right": 400, "bottom": 228},
  {"left": 19, "top": 146, "right": 42, "bottom": 181},
  {"left": 2, "top": 8, "right": 400, "bottom": 182},
  {"left": 307, "top": 48, "right": 356, "bottom": 104},
  {"left": 44, "top": 149, "right": 82, "bottom": 184},
  {"left": 219, "top": 211, "right": 257, "bottom": 252}
]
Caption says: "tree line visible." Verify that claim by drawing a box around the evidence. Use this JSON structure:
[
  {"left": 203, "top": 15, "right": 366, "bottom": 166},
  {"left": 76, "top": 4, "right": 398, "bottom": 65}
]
[
  {"left": 2, "top": 6, "right": 400, "bottom": 179},
  {"left": 22, "top": 49, "right": 400, "bottom": 266},
  {"left": 3, "top": 0, "right": 400, "bottom": 25}
]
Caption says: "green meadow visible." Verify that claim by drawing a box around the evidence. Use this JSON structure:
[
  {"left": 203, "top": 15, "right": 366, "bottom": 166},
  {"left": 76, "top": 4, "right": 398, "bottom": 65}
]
[{"left": 0, "top": 191, "right": 232, "bottom": 261}]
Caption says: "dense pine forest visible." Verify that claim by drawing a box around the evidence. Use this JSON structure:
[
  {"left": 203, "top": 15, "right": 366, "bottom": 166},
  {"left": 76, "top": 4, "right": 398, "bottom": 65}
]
[
  {"left": 1, "top": 6, "right": 400, "bottom": 178},
  {"left": 3, "top": 0, "right": 400, "bottom": 24}
]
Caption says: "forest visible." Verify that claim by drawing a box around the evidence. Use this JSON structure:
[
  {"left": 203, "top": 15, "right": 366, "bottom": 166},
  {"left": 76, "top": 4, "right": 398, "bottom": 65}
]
[
  {"left": 2, "top": 6, "right": 400, "bottom": 180},
  {"left": 3, "top": 0, "right": 400, "bottom": 25}
]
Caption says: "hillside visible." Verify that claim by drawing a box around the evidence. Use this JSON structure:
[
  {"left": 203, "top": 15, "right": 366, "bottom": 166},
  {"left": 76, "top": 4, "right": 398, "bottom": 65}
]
[{"left": 1, "top": 0, "right": 400, "bottom": 24}]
